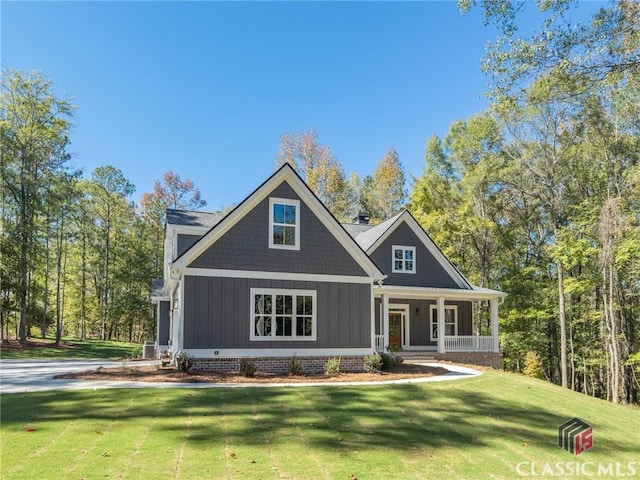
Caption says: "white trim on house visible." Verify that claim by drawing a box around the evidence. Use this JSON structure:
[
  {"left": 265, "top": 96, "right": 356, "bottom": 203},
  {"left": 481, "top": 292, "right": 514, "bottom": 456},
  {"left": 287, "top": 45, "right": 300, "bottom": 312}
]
[
  {"left": 181, "top": 348, "right": 373, "bottom": 358},
  {"left": 391, "top": 245, "right": 416, "bottom": 274},
  {"left": 375, "top": 284, "right": 506, "bottom": 301},
  {"left": 268, "top": 197, "right": 300, "bottom": 250},
  {"left": 367, "top": 212, "right": 470, "bottom": 289},
  {"left": 182, "top": 267, "right": 374, "bottom": 284},
  {"left": 249, "top": 288, "right": 317, "bottom": 341},
  {"left": 170, "top": 165, "right": 384, "bottom": 280},
  {"left": 168, "top": 224, "right": 211, "bottom": 234},
  {"left": 429, "top": 304, "right": 458, "bottom": 341}
]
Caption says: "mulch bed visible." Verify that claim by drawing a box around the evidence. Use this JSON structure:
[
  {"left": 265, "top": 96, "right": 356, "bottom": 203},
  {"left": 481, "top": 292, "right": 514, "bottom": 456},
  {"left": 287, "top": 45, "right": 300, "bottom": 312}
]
[{"left": 55, "top": 363, "right": 450, "bottom": 384}]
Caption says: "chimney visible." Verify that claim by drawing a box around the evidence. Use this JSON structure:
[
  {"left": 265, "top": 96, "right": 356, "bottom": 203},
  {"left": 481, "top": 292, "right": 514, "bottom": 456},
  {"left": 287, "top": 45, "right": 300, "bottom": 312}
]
[{"left": 353, "top": 212, "right": 370, "bottom": 225}]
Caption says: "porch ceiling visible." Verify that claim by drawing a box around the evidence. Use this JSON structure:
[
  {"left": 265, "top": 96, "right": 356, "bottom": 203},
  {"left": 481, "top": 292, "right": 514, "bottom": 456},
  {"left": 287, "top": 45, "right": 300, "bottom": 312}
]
[{"left": 374, "top": 284, "right": 506, "bottom": 301}]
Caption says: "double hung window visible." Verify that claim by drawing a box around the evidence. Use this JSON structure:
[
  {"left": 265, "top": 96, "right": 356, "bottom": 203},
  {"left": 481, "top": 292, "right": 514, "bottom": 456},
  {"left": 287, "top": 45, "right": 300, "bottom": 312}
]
[{"left": 269, "top": 198, "right": 300, "bottom": 249}]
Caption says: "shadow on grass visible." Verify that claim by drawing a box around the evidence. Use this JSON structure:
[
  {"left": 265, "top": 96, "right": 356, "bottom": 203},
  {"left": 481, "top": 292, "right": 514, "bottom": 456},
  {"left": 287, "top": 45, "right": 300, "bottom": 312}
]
[
  {"left": 2, "top": 375, "right": 636, "bottom": 458},
  {"left": 0, "top": 338, "right": 137, "bottom": 359}
]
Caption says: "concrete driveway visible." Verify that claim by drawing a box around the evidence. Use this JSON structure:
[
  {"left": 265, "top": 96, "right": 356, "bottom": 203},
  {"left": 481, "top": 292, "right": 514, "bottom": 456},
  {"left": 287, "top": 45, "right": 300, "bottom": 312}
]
[
  {"left": 0, "top": 359, "right": 481, "bottom": 394},
  {"left": 0, "top": 358, "right": 161, "bottom": 394}
]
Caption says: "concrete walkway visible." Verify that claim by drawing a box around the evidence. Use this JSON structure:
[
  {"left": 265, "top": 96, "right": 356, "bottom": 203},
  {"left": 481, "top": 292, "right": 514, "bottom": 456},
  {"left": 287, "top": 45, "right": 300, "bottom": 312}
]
[{"left": 0, "top": 359, "right": 481, "bottom": 394}]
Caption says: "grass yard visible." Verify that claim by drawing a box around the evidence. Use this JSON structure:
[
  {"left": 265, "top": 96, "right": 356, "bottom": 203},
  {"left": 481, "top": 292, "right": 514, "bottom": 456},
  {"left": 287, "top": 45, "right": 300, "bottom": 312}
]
[
  {"left": 0, "top": 337, "right": 140, "bottom": 360},
  {"left": 1, "top": 371, "right": 638, "bottom": 479}
]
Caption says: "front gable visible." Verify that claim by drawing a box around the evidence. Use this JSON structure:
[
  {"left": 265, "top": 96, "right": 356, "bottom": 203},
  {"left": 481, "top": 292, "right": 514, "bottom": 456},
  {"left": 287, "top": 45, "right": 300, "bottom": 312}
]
[
  {"left": 365, "top": 212, "right": 471, "bottom": 289},
  {"left": 172, "top": 164, "right": 383, "bottom": 280},
  {"left": 187, "top": 181, "right": 368, "bottom": 276}
]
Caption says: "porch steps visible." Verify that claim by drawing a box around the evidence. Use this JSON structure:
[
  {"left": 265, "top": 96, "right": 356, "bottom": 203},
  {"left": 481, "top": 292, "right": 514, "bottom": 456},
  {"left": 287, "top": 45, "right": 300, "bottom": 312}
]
[{"left": 395, "top": 352, "right": 436, "bottom": 363}]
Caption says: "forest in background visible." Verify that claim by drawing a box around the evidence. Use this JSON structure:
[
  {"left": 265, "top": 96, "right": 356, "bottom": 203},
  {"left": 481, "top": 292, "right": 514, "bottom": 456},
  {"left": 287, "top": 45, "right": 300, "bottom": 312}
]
[{"left": 1, "top": 0, "right": 638, "bottom": 404}]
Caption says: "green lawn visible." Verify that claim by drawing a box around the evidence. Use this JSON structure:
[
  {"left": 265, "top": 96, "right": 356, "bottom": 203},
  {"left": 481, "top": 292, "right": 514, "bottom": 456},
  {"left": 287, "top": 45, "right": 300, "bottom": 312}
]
[
  {"left": 0, "top": 337, "right": 140, "bottom": 360},
  {"left": 1, "top": 371, "right": 638, "bottom": 479}
]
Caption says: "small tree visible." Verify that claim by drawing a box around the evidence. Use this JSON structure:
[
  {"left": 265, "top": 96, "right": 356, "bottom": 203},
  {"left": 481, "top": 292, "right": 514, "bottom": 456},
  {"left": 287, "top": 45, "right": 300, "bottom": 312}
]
[{"left": 523, "top": 351, "right": 544, "bottom": 379}]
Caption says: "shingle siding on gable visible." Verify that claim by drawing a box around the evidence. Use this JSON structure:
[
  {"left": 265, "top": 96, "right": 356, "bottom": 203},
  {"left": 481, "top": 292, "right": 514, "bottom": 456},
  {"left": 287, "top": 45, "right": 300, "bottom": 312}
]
[
  {"left": 177, "top": 234, "right": 202, "bottom": 258},
  {"left": 369, "top": 221, "right": 463, "bottom": 288},
  {"left": 183, "top": 275, "right": 371, "bottom": 349},
  {"left": 187, "top": 181, "right": 367, "bottom": 276}
]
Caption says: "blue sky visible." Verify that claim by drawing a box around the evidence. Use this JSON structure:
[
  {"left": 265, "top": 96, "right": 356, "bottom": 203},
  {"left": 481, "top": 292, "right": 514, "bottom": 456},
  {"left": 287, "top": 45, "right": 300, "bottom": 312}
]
[{"left": 2, "top": 1, "right": 604, "bottom": 211}]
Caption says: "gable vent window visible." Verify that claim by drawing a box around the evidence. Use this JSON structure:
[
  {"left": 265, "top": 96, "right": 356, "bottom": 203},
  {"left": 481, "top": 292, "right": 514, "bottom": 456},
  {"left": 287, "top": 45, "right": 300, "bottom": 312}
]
[
  {"left": 269, "top": 198, "right": 300, "bottom": 250},
  {"left": 392, "top": 245, "right": 416, "bottom": 273}
]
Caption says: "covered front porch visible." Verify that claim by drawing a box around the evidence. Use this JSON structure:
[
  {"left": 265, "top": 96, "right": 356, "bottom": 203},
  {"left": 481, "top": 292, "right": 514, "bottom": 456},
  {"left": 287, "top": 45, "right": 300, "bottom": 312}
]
[{"left": 373, "top": 285, "right": 505, "bottom": 355}]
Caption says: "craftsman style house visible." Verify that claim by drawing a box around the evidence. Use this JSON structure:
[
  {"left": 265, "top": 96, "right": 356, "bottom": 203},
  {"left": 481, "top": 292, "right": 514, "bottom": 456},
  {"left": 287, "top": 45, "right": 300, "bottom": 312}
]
[{"left": 151, "top": 164, "right": 505, "bottom": 371}]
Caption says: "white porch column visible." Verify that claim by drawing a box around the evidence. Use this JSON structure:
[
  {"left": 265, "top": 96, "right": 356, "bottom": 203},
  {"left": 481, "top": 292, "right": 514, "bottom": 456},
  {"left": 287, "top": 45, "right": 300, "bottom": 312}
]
[
  {"left": 490, "top": 298, "right": 500, "bottom": 353},
  {"left": 437, "top": 296, "right": 445, "bottom": 354},
  {"left": 382, "top": 293, "right": 389, "bottom": 352}
]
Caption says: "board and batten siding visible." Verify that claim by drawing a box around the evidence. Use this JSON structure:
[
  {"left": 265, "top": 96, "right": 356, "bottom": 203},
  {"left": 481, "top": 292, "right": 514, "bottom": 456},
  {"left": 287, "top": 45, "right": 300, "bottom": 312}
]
[
  {"left": 183, "top": 275, "right": 371, "bottom": 349},
  {"left": 368, "top": 221, "right": 465, "bottom": 288},
  {"left": 374, "top": 298, "right": 473, "bottom": 346},
  {"left": 187, "top": 181, "right": 367, "bottom": 276},
  {"left": 158, "top": 301, "right": 170, "bottom": 346}
]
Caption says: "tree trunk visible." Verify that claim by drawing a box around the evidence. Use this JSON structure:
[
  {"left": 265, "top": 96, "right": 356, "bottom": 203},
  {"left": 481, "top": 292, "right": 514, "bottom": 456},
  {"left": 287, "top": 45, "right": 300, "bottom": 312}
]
[
  {"left": 19, "top": 167, "right": 29, "bottom": 342},
  {"left": 80, "top": 221, "right": 87, "bottom": 341},
  {"left": 55, "top": 215, "right": 64, "bottom": 344},
  {"left": 41, "top": 220, "right": 50, "bottom": 338},
  {"left": 557, "top": 264, "right": 568, "bottom": 388},
  {"left": 101, "top": 205, "right": 110, "bottom": 341}
]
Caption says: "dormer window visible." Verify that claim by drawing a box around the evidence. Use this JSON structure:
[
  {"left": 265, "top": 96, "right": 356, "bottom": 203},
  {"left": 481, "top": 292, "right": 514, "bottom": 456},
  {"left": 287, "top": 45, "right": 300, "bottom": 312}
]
[
  {"left": 269, "top": 198, "right": 300, "bottom": 250},
  {"left": 392, "top": 245, "right": 415, "bottom": 273}
]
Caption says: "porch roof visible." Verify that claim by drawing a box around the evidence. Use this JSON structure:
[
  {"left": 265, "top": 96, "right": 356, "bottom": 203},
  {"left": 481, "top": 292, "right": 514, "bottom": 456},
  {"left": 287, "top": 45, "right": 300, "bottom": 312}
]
[{"left": 374, "top": 284, "right": 506, "bottom": 301}]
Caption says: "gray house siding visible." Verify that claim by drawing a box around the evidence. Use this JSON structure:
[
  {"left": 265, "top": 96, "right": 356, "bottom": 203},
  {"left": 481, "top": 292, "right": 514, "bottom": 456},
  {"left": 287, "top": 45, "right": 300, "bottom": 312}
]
[
  {"left": 183, "top": 275, "right": 371, "bottom": 350},
  {"left": 369, "top": 222, "right": 463, "bottom": 288},
  {"left": 158, "top": 301, "right": 170, "bottom": 345},
  {"left": 188, "top": 181, "right": 367, "bottom": 277},
  {"left": 374, "top": 297, "right": 472, "bottom": 346},
  {"left": 177, "top": 234, "right": 202, "bottom": 258}
]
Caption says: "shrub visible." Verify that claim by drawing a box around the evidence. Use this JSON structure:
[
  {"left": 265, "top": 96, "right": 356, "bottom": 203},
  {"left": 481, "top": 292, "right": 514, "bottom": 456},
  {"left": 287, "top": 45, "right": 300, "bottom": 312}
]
[
  {"left": 386, "top": 344, "right": 403, "bottom": 353},
  {"left": 176, "top": 351, "right": 192, "bottom": 373},
  {"left": 129, "top": 345, "right": 143, "bottom": 360},
  {"left": 363, "top": 354, "right": 384, "bottom": 373},
  {"left": 238, "top": 358, "right": 256, "bottom": 377},
  {"left": 380, "top": 353, "right": 403, "bottom": 370},
  {"left": 288, "top": 356, "right": 304, "bottom": 375},
  {"left": 324, "top": 357, "right": 341, "bottom": 375},
  {"left": 523, "top": 351, "right": 543, "bottom": 379}
]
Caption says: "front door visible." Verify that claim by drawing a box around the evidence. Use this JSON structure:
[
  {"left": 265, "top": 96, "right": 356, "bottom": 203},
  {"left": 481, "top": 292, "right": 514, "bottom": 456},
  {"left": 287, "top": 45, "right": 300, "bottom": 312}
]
[{"left": 389, "top": 312, "right": 403, "bottom": 349}]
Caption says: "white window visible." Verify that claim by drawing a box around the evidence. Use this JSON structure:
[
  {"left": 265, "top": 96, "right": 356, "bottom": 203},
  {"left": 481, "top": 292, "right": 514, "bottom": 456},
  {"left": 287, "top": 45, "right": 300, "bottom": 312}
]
[
  {"left": 269, "top": 198, "right": 300, "bottom": 250},
  {"left": 429, "top": 305, "right": 458, "bottom": 340},
  {"left": 250, "top": 288, "right": 316, "bottom": 341},
  {"left": 392, "top": 245, "right": 416, "bottom": 273}
]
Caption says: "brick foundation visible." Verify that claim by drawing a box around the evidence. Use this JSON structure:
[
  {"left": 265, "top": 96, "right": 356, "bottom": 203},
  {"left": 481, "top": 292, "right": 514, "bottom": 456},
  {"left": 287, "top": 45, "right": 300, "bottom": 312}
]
[
  {"left": 190, "top": 355, "right": 366, "bottom": 374},
  {"left": 433, "top": 352, "right": 500, "bottom": 369}
]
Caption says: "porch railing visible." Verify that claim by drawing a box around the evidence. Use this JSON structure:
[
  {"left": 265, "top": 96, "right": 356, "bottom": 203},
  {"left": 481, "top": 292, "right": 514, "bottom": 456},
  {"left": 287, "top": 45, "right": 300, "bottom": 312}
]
[
  {"left": 375, "top": 335, "right": 385, "bottom": 353},
  {"left": 444, "top": 335, "right": 495, "bottom": 352}
]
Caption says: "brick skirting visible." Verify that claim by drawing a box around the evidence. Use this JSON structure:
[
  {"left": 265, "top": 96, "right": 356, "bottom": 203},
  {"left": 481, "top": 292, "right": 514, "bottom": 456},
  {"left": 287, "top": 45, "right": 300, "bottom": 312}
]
[
  {"left": 433, "top": 352, "right": 500, "bottom": 369},
  {"left": 190, "top": 355, "right": 366, "bottom": 374}
]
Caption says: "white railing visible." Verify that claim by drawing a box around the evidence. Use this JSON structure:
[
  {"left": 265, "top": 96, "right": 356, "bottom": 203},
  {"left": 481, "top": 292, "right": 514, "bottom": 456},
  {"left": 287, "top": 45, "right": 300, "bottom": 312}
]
[
  {"left": 444, "top": 335, "right": 495, "bottom": 352},
  {"left": 375, "top": 335, "right": 385, "bottom": 353}
]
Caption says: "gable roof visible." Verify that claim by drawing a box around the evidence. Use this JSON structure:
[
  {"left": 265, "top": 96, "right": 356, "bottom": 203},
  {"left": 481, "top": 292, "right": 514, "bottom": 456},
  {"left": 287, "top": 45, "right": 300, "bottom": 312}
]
[
  {"left": 354, "top": 210, "right": 472, "bottom": 290},
  {"left": 351, "top": 211, "right": 404, "bottom": 251},
  {"left": 166, "top": 209, "right": 224, "bottom": 228},
  {"left": 341, "top": 222, "right": 373, "bottom": 238},
  {"left": 171, "top": 164, "right": 385, "bottom": 280}
]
